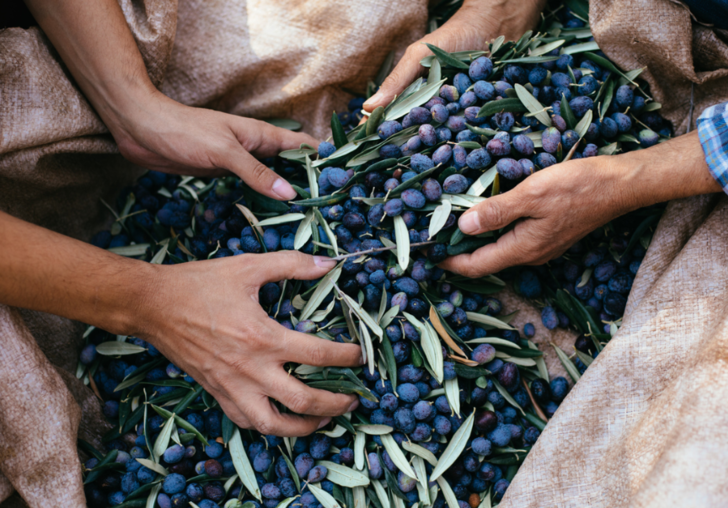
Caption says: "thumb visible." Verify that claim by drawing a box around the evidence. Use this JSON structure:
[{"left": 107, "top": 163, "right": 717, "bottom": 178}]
[
  {"left": 238, "top": 119, "right": 319, "bottom": 158},
  {"left": 256, "top": 251, "right": 338, "bottom": 283},
  {"left": 363, "top": 45, "right": 429, "bottom": 112},
  {"left": 458, "top": 192, "right": 525, "bottom": 236}
]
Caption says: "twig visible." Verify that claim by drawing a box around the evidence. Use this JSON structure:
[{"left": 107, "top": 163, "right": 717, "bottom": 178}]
[{"left": 331, "top": 241, "right": 436, "bottom": 261}]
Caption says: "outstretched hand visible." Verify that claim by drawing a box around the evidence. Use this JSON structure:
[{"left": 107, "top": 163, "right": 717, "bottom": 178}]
[
  {"left": 139, "top": 251, "right": 363, "bottom": 437},
  {"left": 363, "top": 0, "right": 544, "bottom": 113}
]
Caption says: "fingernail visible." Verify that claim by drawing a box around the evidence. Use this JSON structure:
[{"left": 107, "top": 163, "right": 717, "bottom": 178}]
[
  {"left": 317, "top": 417, "right": 331, "bottom": 430},
  {"left": 314, "top": 256, "right": 337, "bottom": 268},
  {"left": 459, "top": 212, "right": 480, "bottom": 235},
  {"left": 272, "top": 178, "right": 297, "bottom": 200},
  {"left": 363, "top": 92, "right": 382, "bottom": 109},
  {"left": 348, "top": 399, "right": 359, "bottom": 412}
]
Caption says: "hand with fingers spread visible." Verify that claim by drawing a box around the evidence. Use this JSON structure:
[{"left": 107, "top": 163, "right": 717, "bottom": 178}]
[
  {"left": 138, "top": 251, "right": 363, "bottom": 436},
  {"left": 363, "top": 0, "right": 545, "bottom": 113},
  {"left": 439, "top": 131, "right": 722, "bottom": 278}
]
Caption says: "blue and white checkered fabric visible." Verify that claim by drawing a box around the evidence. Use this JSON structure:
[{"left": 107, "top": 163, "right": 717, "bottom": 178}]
[{"left": 698, "top": 102, "right": 728, "bottom": 194}]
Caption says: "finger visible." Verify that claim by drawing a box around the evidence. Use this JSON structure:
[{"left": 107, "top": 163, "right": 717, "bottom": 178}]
[
  {"left": 251, "top": 395, "right": 331, "bottom": 437},
  {"left": 253, "top": 250, "right": 339, "bottom": 283},
  {"left": 237, "top": 119, "right": 319, "bottom": 158},
  {"left": 214, "top": 391, "right": 253, "bottom": 429},
  {"left": 363, "top": 44, "right": 430, "bottom": 112},
  {"left": 458, "top": 191, "right": 527, "bottom": 236},
  {"left": 265, "top": 371, "right": 358, "bottom": 417},
  {"left": 221, "top": 146, "right": 298, "bottom": 200},
  {"left": 439, "top": 227, "right": 535, "bottom": 277},
  {"left": 278, "top": 325, "right": 364, "bottom": 368}
]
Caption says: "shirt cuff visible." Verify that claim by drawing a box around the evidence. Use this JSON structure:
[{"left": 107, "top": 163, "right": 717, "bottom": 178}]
[{"left": 697, "top": 102, "right": 728, "bottom": 194}]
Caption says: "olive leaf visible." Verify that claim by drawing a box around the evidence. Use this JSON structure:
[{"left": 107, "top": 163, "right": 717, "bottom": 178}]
[
  {"left": 424, "top": 43, "right": 470, "bottom": 70},
  {"left": 385, "top": 79, "right": 447, "bottom": 121},
  {"left": 360, "top": 322, "right": 376, "bottom": 377},
  {"left": 526, "top": 340, "right": 550, "bottom": 381},
  {"left": 598, "top": 79, "right": 615, "bottom": 120},
  {"left": 441, "top": 194, "right": 487, "bottom": 208},
  {"left": 514, "top": 84, "right": 552, "bottom": 126},
  {"left": 529, "top": 39, "right": 565, "bottom": 57},
  {"left": 366, "top": 107, "right": 385, "bottom": 137},
  {"left": 265, "top": 118, "right": 302, "bottom": 131},
  {"left": 314, "top": 209, "right": 339, "bottom": 256},
  {"left": 466, "top": 165, "right": 498, "bottom": 196},
  {"left": 456, "top": 141, "right": 482, "bottom": 150},
  {"left": 294, "top": 209, "right": 317, "bottom": 250},
  {"left": 230, "top": 427, "right": 262, "bottom": 501},
  {"left": 355, "top": 424, "right": 393, "bottom": 435},
  {"left": 337, "top": 287, "right": 383, "bottom": 338},
  {"left": 316, "top": 461, "right": 370, "bottom": 488},
  {"left": 331, "top": 113, "right": 348, "bottom": 149},
  {"left": 551, "top": 343, "right": 581, "bottom": 383},
  {"left": 443, "top": 378, "right": 461, "bottom": 417},
  {"left": 575, "top": 109, "right": 593, "bottom": 139},
  {"left": 256, "top": 213, "right": 306, "bottom": 227},
  {"left": 498, "top": 55, "right": 559, "bottom": 64},
  {"left": 353, "top": 486, "right": 367, "bottom": 508},
  {"left": 574, "top": 349, "right": 594, "bottom": 367},
  {"left": 598, "top": 142, "right": 619, "bottom": 155},
  {"left": 153, "top": 416, "right": 176, "bottom": 463},
  {"left": 371, "top": 480, "right": 391, "bottom": 508},
  {"left": 492, "top": 379, "right": 525, "bottom": 415},
  {"left": 151, "top": 405, "right": 209, "bottom": 446},
  {"left": 379, "top": 304, "right": 400, "bottom": 328},
  {"left": 401, "top": 442, "right": 438, "bottom": 466},
  {"left": 429, "top": 411, "right": 474, "bottom": 481},
  {"left": 560, "top": 94, "right": 577, "bottom": 129},
  {"left": 428, "top": 58, "right": 441, "bottom": 84},
  {"left": 279, "top": 146, "right": 317, "bottom": 163},
  {"left": 436, "top": 477, "right": 460, "bottom": 508},
  {"left": 412, "top": 456, "right": 430, "bottom": 505},
  {"left": 493, "top": 354, "right": 536, "bottom": 367},
  {"left": 109, "top": 244, "right": 150, "bottom": 257},
  {"left": 393, "top": 215, "right": 410, "bottom": 271},
  {"left": 380, "top": 331, "right": 398, "bottom": 391},
  {"left": 428, "top": 200, "right": 452, "bottom": 240},
  {"left": 561, "top": 40, "right": 600, "bottom": 55},
  {"left": 577, "top": 268, "right": 593, "bottom": 288},
  {"left": 380, "top": 434, "right": 418, "bottom": 480},
  {"left": 309, "top": 483, "right": 342, "bottom": 508},
  {"left": 525, "top": 131, "right": 543, "bottom": 148},
  {"left": 490, "top": 36, "right": 506, "bottom": 55},
  {"left": 643, "top": 101, "right": 662, "bottom": 112},
  {"left": 465, "top": 312, "right": 515, "bottom": 330},
  {"left": 390, "top": 166, "right": 439, "bottom": 196},
  {"left": 146, "top": 484, "right": 162, "bottom": 508},
  {"left": 96, "top": 342, "right": 146, "bottom": 356},
  {"left": 136, "top": 458, "right": 168, "bottom": 476},
  {"left": 477, "top": 98, "right": 528, "bottom": 118},
  {"left": 354, "top": 431, "right": 366, "bottom": 470}
]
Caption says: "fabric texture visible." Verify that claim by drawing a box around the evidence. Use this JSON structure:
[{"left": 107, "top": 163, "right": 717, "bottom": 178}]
[
  {"left": 698, "top": 101, "right": 728, "bottom": 192},
  {"left": 500, "top": 0, "right": 728, "bottom": 506}
]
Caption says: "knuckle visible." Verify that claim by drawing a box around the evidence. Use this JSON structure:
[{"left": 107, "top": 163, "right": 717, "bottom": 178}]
[
  {"left": 306, "top": 345, "right": 328, "bottom": 366},
  {"left": 249, "top": 162, "right": 272, "bottom": 183},
  {"left": 287, "top": 390, "right": 314, "bottom": 414},
  {"left": 253, "top": 418, "right": 274, "bottom": 436},
  {"left": 480, "top": 203, "right": 504, "bottom": 228}
]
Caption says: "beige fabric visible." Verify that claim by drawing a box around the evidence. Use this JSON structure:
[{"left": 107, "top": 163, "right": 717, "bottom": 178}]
[{"left": 501, "top": 1, "right": 728, "bottom": 506}]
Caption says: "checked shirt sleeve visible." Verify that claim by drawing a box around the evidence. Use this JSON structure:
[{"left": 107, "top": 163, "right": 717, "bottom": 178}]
[{"left": 697, "top": 102, "right": 728, "bottom": 194}]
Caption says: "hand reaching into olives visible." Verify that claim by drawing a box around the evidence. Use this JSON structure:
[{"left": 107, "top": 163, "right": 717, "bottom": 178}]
[
  {"left": 363, "top": 0, "right": 545, "bottom": 113},
  {"left": 139, "top": 251, "right": 364, "bottom": 436},
  {"left": 440, "top": 132, "right": 722, "bottom": 278}
]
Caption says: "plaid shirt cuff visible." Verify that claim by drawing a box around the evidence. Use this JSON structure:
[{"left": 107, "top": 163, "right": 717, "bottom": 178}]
[{"left": 697, "top": 102, "right": 728, "bottom": 194}]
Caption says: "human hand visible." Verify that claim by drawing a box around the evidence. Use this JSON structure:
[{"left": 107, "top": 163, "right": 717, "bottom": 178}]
[
  {"left": 108, "top": 91, "right": 318, "bottom": 201},
  {"left": 138, "top": 251, "right": 363, "bottom": 436},
  {"left": 363, "top": 0, "right": 545, "bottom": 112},
  {"left": 440, "top": 132, "right": 723, "bottom": 278},
  {"left": 440, "top": 155, "right": 636, "bottom": 278}
]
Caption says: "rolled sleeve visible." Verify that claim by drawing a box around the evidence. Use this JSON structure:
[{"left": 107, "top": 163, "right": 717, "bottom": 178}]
[{"left": 697, "top": 102, "right": 728, "bottom": 194}]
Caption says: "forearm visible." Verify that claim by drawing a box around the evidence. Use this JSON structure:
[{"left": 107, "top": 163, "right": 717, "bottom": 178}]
[
  {"left": 617, "top": 131, "right": 722, "bottom": 212},
  {"left": 0, "top": 211, "right": 155, "bottom": 336},
  {"left": 24, "top": 0, "right": 155, "bottom": 132}
]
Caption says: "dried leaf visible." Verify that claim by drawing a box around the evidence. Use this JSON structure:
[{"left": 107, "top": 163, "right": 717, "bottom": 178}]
[{"left": 429, "top": 307, "right": 467, "bottom": 358}]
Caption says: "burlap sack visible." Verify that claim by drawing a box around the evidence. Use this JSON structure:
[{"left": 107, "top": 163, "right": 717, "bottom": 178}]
[
  {"left": 2, "top": 0, "right": 728, "bottom": 506},
  {"left": 500, "top": 1, "right": 728, "bottom": 506},
  {"left": 0, "top": 1, "right": 427, "bottom": 506}
]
